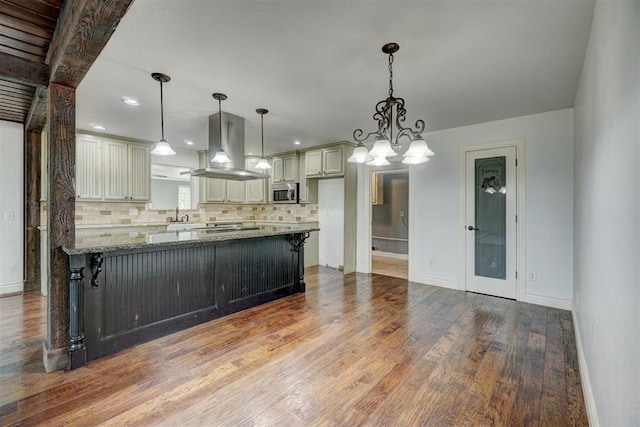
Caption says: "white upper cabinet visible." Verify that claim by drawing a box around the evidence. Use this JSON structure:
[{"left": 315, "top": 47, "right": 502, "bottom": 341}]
[
  {"left": 76, "top": 135, "right": 103, "bottom": 200},
  {"left": 271, "top": 153, "right": 298, "bottom": 183},
  {"left": 304, "top": 146, "right": 344, "bottom": 178},
  {"left": 76, "top": 134, "right": 151, "bottom": 202},
  {"left": 104, "top": 139, "right": 150, "bottom": 201},
  {"left": 226, "top": 180, "right": 244, "bottom": 203}
]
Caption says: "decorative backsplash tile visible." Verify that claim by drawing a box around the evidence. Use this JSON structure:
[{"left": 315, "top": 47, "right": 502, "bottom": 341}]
[{"left": 41, "top": 202, "right": 318, "bottom": 227}]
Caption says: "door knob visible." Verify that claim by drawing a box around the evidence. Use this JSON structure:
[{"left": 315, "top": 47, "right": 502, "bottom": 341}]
[{"left": 467, "top": 226, "right": 478, "bottom": 231}]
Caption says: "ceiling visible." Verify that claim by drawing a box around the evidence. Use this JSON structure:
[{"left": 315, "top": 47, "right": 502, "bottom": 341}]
[
  {"left": 0, "top": 0, "right": 62, "bottom": 123},
  {"left": 75, "top": 0, "right": 595, "bottom": 157}
]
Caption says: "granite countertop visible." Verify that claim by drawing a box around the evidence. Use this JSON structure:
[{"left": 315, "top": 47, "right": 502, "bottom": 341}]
[{"left": 63, "top": 223, "right": 319, "bottom": 255}]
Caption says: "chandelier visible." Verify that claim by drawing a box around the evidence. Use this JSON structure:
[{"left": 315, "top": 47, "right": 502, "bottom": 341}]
[{"left": 348, "top": 42, "right": 434, "bottom": 166}]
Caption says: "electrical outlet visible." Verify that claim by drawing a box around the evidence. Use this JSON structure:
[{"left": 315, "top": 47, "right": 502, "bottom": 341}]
[
  {"left": 429, "top": 258, "right": 434, "bottom": 267},
  {"left": 129, "top": 208, "right": 138, "bottom": 216},
  {"left": 421, "top": 210, "right": 427, "bottom": 218},
  {"left": 4, "top": 211, "right": 15, "bottom": 221},
  {"left": 529, "top": 272, "right": 537, "bottom": 281}
]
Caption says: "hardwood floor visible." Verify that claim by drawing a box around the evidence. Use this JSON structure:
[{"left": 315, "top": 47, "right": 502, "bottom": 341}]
[
  {"left": 0, "top": 267, "right": 587, "bottom": 426},
  {"left": 371, "top": 253, "right": 408, "bottom": 280}
]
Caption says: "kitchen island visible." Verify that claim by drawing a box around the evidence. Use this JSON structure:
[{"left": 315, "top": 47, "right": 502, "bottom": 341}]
[{"left": 63, "top": 223, "right": 317, "bottom": 369}]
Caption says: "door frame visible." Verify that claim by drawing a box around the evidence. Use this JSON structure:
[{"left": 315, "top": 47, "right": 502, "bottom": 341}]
[
  {"left": 358, "top": 165, "right": 411, "bottom": 275},
  {"left": 459, "top": 139, "right": 525, "bottom": 301}
]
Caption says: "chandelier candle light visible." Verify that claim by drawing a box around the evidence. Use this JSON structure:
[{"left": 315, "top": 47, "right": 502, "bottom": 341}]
[
  {"left": 349, "top": 42, "right": 434, "bottom": 165},
  {"left": 150, "top": 72, "right": 176, "bottom": 156},
  {"left": 255, "top": 108, "right": 272, "bottom": 169}
]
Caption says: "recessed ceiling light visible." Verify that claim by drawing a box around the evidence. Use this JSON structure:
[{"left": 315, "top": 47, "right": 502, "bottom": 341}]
[
  {"left": 121, "top": 96, "right": 141, "bottom": 106},
  {"left": 91, "top": 124, "right": 106, "bottom": 131},
  {"left": 247, "top": 152, "right": 254, "bottom": 155},
  {"left": 184, "top": 140, "right": 194, "bottom": 145},
  {"left": 294, "top": 140, "right": 301, "bottom": 145}
]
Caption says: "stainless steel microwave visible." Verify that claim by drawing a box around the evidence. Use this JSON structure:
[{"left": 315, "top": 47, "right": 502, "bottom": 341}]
[{"left": 272, "top": 182, "right": 299, "bottom": 204}]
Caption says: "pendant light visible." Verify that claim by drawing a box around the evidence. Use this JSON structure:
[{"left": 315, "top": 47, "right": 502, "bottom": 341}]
[
  {"left": 150, "top": 72, "right": 176, "bottom": 156},
  {"left": 350, "top": 43, "right": 435, "bottom": 166},
  {"left": 255, "top": 108, "right": 271, "bottom": 169},
  {"left": 211, "top": 93, "right": 231, "bottom": 164}
]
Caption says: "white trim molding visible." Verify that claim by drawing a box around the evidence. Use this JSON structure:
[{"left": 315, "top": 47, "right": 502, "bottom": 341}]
[
  {"left": 409, "top": 273, "right": 460, "bottom": 291},
  {"left": 571, "top": 309, "right": 599, "bottom": 426},
  {"left": 522, "top": 293, "right": 572, "bottom": 311},
  {"left": 0, "top": 281, "right": 24, "bottom": 296}
]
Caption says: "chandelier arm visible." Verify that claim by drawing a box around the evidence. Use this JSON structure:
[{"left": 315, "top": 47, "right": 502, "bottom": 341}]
[{"left": 353, "top": 128, "right": 380, "bottom": 143}]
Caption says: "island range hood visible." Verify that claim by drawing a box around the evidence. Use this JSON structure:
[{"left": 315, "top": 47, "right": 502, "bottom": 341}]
[{"left": 183, "top": 110, "right": 270, "bottom": 181}]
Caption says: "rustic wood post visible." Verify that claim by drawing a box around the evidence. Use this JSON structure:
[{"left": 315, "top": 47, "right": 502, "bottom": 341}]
[
  {"left": 24, "top": 130, "right": 42, "bottom": 292},
  {"left": 43, "top": 82, "right": 76, "bottom": 372}
]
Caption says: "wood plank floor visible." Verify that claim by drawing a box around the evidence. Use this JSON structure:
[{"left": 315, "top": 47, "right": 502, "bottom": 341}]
[
  {"left": 372, "top": 254, "right": 408, "bottom": 280},
  {"left": 0, "top": 267, "right": 588, "bottom": 426}
]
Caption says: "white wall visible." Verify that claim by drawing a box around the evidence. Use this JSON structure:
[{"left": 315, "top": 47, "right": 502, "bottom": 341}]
[
  {"left": 358, "top": 108, "right": 575, "bottom": 306},
  {"left": 318, "top": 178, "right": 344, "bottom": 269},
  {"left": 0, "top": 120, "right": 24, "bottom": 294},
  {"left": 573, "top": 1, "right": 640, "bottom": 425}
]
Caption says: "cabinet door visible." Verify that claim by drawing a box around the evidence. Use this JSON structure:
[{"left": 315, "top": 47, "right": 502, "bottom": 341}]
[
  {"left": 245, "top": 158, "right": 266, "bottom": 203},
  {"left": 104, "top": 140, "right": 129, "bottom": 200},
  {"left": 322, "top": 147, "right": 344, "bottom": 176},
  {"left": 128, "top": 144, "right": 151, "bottom": 201},
  {"left": 226, "top": 180, "right": 244, "bottom": 203},
  {"left": 304, "top": 150, "right": 323, "bottom": 177},
  {"left": 283, "top": 155, "right": 297, "bottom": 182},
  {"left": 205, "top": 178, "right": 227, "bottom": 202},
  {"left": 272, "top": 157, "right": 284, "bottom": 182},
  {"left": 76, "top": 135, "right": 103, "bottom": 200},
  {"left": 299, "top": 154, "right": 307, "bottom": 203}
]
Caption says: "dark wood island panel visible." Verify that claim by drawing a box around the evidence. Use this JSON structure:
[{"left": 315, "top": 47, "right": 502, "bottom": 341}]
[{"left": 64, "top": 229, "right": 312, "bottom": 369}]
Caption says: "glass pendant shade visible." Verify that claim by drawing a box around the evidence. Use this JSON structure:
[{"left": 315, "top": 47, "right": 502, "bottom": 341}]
[
  {"left": 255, "top": 157, "right": 272, "bottom": 169},
  {"left": 366, "top": 156, "right": 391, "bottom": 166},
  {"left": 151, "top": 138, "right": 176, "bottom": 156},
  {"left": 347, "top": 143, "right": 372, "bottom": 164},
  {"left": 368, "top": 136, "right": 396, "bottom": 158},
  {"left": 211, "top": 149, "right": 231, "bottom": 164},
  {"left": 403, "top": 137, "right": 435, "bottom": 158},
  {"left": 401, "top": 155, "right": 429, "bottom": 165}
]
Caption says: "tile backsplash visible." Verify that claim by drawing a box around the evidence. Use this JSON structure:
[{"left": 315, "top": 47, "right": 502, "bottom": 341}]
[{"left": 41, "top": 202, "right": 318, "bottom": 227}]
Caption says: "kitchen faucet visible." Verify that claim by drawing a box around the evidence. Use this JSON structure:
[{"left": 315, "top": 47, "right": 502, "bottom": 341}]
[{"left": 167, "top": 207, "right": 189, "bottom": 223}]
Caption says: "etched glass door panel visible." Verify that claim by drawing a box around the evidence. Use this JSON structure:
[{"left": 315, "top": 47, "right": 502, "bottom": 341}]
[
  {"left": 475, "top": 156, "right": 506, "bottom": 279},
  {"left": 465, "top": 146, "right": 516, "bottom": 299}
]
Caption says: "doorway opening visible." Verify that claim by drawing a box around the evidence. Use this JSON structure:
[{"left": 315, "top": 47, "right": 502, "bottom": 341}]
[{"left": 371, "top": 169, "right": 409, "bottom": 279}]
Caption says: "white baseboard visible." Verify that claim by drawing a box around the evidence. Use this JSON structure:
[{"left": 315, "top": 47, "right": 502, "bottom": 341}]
[
  {"left": 372, "top": 251, "right": 408, "bottom": 260},
  {"left": 572, "top": 309, "right": 599, "bottom": 426},
  {"left": 522, "top": 293, "right": 572, "bottom": 310},
  {"left": 0, "top": 281, "right": 24, "bottom": 296},
  {"left": 409, "top": 273, "right": 460, "bottom": 290}
]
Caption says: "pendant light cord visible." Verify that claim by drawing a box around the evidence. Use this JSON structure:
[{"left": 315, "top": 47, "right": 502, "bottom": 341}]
[
  {"left": 160, "top": 80, "right": 165, "bottom": 140},
  {"left": 218, "top": 98, "right": 223, "bottom": 150},
  {"left": 260, "top": 113, "right": 265, "bottom": 157}
]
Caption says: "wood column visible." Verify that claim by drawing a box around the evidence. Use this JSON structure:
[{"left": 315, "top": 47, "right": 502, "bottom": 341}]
[
  {"left": 43, "top": 82, "right": 76, "bottom": 372},
  {"left": 24, "top": 130, "right": 42, "bottom": 292}
]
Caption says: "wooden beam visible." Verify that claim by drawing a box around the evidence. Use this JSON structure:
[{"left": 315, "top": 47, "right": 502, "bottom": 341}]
[
  {"left": 44, "top": 82, "right": 75, "bottom": 372},
  {"left": 25, "top": 86, "right": 47, "bottom": 132},
  {"left": 24, "top": 131, "right": 42, "bottom": 292},
  {"left": 0, "top": 51, "right": 49, "bottom": 88},
  {"left": 48, "top": 0, "right": 134, "bottom": 87}
]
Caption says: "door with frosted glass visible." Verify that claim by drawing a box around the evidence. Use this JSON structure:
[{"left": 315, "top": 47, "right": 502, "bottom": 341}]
[{"left": 465, "top": 147, "right": 516, "bottom": 299}]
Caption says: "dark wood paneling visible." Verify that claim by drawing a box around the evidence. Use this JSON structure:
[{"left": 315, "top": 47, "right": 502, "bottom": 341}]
[
  {"left": 0, "top": 51, "right": 49, "bottom": 87},
  {"left": 82, "top": 235, "right": 303, "bottom": 362}
]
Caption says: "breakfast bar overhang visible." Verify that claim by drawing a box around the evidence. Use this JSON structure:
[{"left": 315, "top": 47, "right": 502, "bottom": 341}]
[{"left": 63, "top": 224, "right": 317, "bottom": 369}]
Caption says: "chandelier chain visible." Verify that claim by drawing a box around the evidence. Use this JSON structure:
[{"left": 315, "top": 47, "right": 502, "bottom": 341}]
[{"left": 388, "top": 52, "right": 394, "bottom": 97}]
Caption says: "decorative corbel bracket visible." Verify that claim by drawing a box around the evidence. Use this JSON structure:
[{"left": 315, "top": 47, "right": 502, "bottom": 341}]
[
  {"left": 287, "top": 232, "right": 310, "bottom": 253},
  {"left": 90, "top": 253, "right": 103, "bottom": 288}
]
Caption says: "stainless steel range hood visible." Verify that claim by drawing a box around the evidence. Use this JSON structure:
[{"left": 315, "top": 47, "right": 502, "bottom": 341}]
[{"left": 183, "top": 111, "right": 269, "bottom": 181}]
